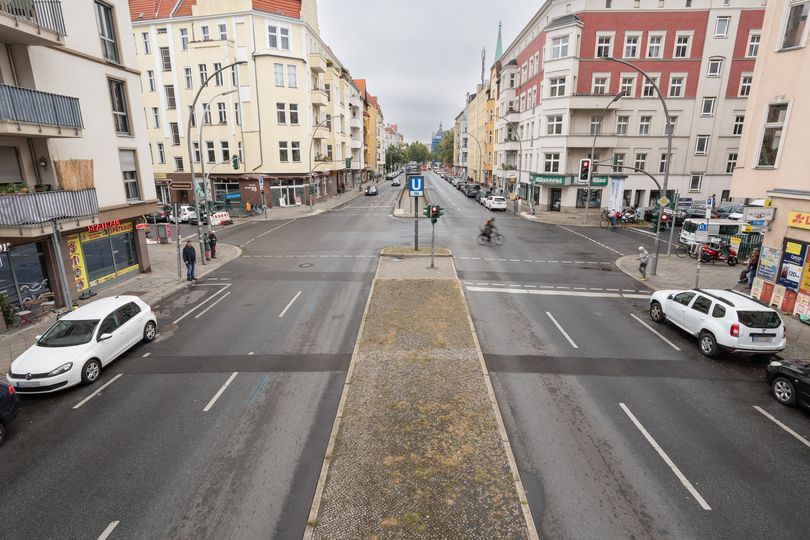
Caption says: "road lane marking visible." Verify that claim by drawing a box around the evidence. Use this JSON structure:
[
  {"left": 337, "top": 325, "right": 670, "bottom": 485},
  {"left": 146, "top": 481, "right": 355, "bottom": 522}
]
[
  {"left": 257, "top": 219, "right": 295, "bottom": 237},
  {"left": 279, "top": 291, "right": 303, "bottom": 318},
  {"left": 172, "top": 284, "right": 232, "bottom": 324},
  {"left": 624, "top": 293, "right": 652, "bottom": 299},
  {"left": 466, "top": 286, "right": 622, "bottom": 298},
  {"left": 240, "top": 238, "right": 255, "bottom": 247},
  {"left": 620, "top": 403, "right": 711, "bottom": 511},
  {"left": 194, "top": 291, "right": 232, "bottom": 319},
  {"left": 247, "top": 374, "right": 271, "bottom": 406},
  {"left": 73, "top": 373, "right": 123, "bottom": 410},
  {"left": 630, "top": 313, "right": 681, "bottom": 350},
  {"left": 142, "top": 352, "right": 151, "bottom": 358},
  {"left": 558, "top": 225, "right": 625, "bottom": 256},
  {"left": 753, "top": 406, "right": 810, "bottom": 449},
  {"left": 546, "top": 312, "right": 579, "bottom": 349},
  {"left": 203, "top": 372, "right": 238, "bottom": 412},
  {"left": 97, "top": 521, "right": 120, "bottom": 540}
]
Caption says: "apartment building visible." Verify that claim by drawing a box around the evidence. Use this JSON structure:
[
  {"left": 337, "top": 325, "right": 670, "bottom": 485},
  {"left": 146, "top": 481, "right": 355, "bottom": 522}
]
[
  {"left": 131, "top": 0, "right": 364, "bottom": 209},
  {"left": 0, "top": 0, "right": 155, "bottom": 310},
  {"left": 731, "top": 0, "right": 810, "bottom": 315},
  {"left": 452, "top": 108, "right": 467, "bottom": 177},
  {"left": 491, "top": 0, "right": 764, "bottom": 212},
  {"left": 355, "top": 79, "right": 384, "bottom": 176}
]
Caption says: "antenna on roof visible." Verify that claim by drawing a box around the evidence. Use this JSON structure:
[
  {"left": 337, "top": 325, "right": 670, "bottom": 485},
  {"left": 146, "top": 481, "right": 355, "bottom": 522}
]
[{"left": 481, "top": 47, "right": 486, "bottom": 85}]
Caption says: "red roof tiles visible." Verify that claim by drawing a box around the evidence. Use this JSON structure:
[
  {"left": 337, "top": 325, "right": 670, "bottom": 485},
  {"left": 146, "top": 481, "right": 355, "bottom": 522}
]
[{"left": 129, "top": 0, "right": 301, "bottom": 21}]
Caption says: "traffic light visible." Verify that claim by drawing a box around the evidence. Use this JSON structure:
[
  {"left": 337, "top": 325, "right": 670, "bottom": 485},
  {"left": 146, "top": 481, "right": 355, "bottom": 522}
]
[
  {"left": 423, "top": 204, "right": 431, "bottom": 217},
  {"left": 579, "top": 159, "right": 592, "bottom": 182},
  {"left": 231, "top": 155, "right": 240, "bottom": 170},
  {"left": 429, "top": 205, "right": 443, "bottom": 224}
]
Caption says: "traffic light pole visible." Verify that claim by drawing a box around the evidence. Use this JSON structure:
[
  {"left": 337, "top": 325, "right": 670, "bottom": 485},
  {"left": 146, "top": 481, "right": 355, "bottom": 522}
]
[
  {"left": 584, "top": 91, "right": 626, "bottom": 225},
  {"left": 430, "top": 221, "right": 435, "bottom": 269},
  {"left": 414, "top": 193, "right": 419, "bottom": 251}
]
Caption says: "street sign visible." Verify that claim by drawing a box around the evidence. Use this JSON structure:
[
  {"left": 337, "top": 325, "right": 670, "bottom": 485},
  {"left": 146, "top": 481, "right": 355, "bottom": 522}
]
[
  {"left": 258, "top": 176, "right": 264, "bottom": 190},
  {"left": 677, "top": 197, "right": 693, "bottom": 209},
  {"left": 408, "top": 175, "right": 424, "bottom": 197},
  {"left": 657, "top": 196, "right": 671, "bottom": 207},
  {"left": 696, "top": 222, "right": 709, "bottom": 242},
  {"left": 706, "top": 197, "right": 714, "bottom": 209},
  {"left": 169, "top": 180, "right": 193, "bottom": 190}
]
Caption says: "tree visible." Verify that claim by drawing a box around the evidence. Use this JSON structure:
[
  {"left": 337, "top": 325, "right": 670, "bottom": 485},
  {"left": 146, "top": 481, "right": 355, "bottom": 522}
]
[
  {"left": 437, "top": 131, "right": 454, "bottom": 165},
  {"left": 405, "top": 141, "right": 431, "bottom": 163},
  {"left": 386, "top": 145, "right": 406, "bottom": 170}
]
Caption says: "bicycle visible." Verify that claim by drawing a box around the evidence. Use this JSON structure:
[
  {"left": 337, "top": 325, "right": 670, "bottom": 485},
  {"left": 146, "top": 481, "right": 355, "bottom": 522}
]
[
  {"left": 600, "top": 218, "right": 622, "bottom": 229},
  {"left": 675, "top": 242, "right": 700, "bottom": 258},
  {"left": 478, "top": 232, "right": 505, "bottom": 245}
]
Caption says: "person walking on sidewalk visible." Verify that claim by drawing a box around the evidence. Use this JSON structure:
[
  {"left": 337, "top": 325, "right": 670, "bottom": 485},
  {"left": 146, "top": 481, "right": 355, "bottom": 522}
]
[
  {"left": 203, "top": 233, "right": 211, "bottom": 261},
  {"left": 209, "top": 231, "right": 218, "bottom": 259},
  {"left": 637, "top": 246, "right": 649, "bottom": 281},
  {"left": 513, "top": 196, "right": 520, "bottom": 214},
  {"left": 183, "top": 240, "right": 197, "bottom": 281}
]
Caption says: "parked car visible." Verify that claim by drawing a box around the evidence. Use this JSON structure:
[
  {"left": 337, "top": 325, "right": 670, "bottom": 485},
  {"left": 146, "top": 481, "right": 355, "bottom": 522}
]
[
  {"left": 465, "top": 184, "right": 481, "bottom": 198},
  {"left": 766, "top": 359, "right": 810, "bottom": 410},
  {"left": 365, "top": 186, "right": 378, "bottom": 196},
  {"left": 684, "top": 206, "right": 720, "bottom": 219},
  {"left": 0, "top": 382, "right": 21, "bottom": 446},
  {"left": 477, "top": 188, "right": 493, "bottom": 204},
  {"left": 644, "top": 207, "right": 686, "bottom": 226},
  {"left": 716, "top": 204, "right": 744, "bottom": 220},
  {"left": 487, "top": 196, "right": 508, "bottom": 211},
  {"left": 649, "top": 288, "right": 786, "bottom": 358},
  {"left": 173, "top": 205, "right": 196, "bottom": 223},
  {"left": 392, "top": 178, "right": 401, "bottom": 187},
  {"left": 147, "top": 204, "right": 173, "bottom": 223},
  {"left": 7, "top": 296, "right": 158, "bottom": 394}
]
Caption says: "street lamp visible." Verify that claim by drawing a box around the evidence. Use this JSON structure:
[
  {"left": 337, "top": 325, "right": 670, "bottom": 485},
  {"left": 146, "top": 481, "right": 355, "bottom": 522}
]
[
  {"left": 199, "top": 88, "right": 238, "bottom": 232},
  {"left": 185, "top": 60, "right": 246, "bottom": 267},
  {"left": 584, "top": 91, "right": 626, "bottom": 225},
  {"left": 493, "top": 112, "right": 523, "bottom": 197},
  {"left": 308, "top": 115, "right": 334, "bottom": 210}
]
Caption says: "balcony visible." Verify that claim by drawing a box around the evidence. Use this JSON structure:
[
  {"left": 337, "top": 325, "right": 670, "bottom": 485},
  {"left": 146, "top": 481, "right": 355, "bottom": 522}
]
[
  {"left": 0, "top": 84, "right": 83, "bottom": 137},
  {"left": 312, "top": 126, "right": 329, "bottom": 139},
  {"left": 0, "top": 188, "right": 98, "bottom": 227},
  {"left": 311, "top": 89, "right": 328, "bottom": 107},
  {"left": 502, "top": 107, "right": 519, "bottom": 122},
  {"left": 0, "top": 0, "right": 66, "bottom": 46},
  {"left": 309, "top": 53, "right": 327, "bottom": 73},
  {"left": 500, "top": 138, "right": 520, "bottom": 152},
  {"left": 350, "top": 138, "right": 362, "bottom": 149},
  {"left": 349, "top": 116, "right": 361, "bottom": 129},
  {"left": 567, "top": 94, "right": 625, "bottom": 110}
]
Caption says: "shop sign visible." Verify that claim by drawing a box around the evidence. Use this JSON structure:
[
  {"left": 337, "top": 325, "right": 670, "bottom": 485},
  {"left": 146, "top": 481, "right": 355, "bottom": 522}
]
[
  {"left": 787, "top": 211, "right": 810, "bottom": 230},
  {"left": 756, "top": 246, "right": 782, "bottom": 282},
  {"left": 66, "top": 234, "right": 88, "bottom": 292},
  {"left": 81, "top": 222, "right": 133, "bottom": 243},
  {"left": 0, "top": 242, "right": 8, "bottom": 253},
  {"left": 743, "top": 207, "right": 775, "bottom": 221},
  {"left": 136, "top": 223, "right": 148, "bottom": 230},
  {"left": 88, "top": 219, "right": 121, "bottom": 233},
  {"left": 591, "top": 175, "right": 609, "bottom": 187},
  {"left": 529, "top": 174, "right": 567, "bottom": 186},
  {"left": 777, "top": 240, "right": 807, "bottom": 292}
]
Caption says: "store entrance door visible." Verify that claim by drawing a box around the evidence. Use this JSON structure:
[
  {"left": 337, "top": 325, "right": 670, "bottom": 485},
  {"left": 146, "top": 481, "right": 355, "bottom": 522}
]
[{"left": 550, "top": 188, "right": 562, "bottom": 211}]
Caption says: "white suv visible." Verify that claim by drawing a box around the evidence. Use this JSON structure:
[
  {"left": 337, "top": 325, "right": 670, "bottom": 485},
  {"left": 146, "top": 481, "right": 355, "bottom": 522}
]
[{"left": 649, "top": 289, "right": 786, "bottom": 357}]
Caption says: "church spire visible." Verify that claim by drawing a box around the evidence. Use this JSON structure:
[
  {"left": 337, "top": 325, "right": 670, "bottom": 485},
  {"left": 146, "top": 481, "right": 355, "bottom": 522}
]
[{"left": 494, "top": 21, "right": 503, "bottom": 62}]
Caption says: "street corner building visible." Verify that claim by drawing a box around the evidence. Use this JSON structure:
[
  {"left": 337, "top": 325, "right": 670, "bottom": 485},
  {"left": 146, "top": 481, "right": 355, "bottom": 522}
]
[{"left": 0, "top": 1, "right": 155, "bottom": 311}]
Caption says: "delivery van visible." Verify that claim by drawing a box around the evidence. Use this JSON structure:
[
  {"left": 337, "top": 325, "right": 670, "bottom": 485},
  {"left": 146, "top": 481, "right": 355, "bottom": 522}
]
[{"left": 680, "top": 218, "right": 747, "bottom": 244}]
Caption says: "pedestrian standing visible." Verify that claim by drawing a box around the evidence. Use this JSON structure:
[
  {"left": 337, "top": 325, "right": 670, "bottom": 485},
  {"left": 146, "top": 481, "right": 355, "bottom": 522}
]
[
  {"left": 203, "top": 233, "right": 211, "bottom": 261},
  {"left": 637, "top": 246, "right": 649, "bottom": 281},
  {"left": 746, "top": 248, "right": 760, "bottom": 288},
  {"left": 182, "top": 240, "right": 197, "bottom": 281},
  {"left": 209, "top": 231, "right": 218, "bottom": 259},
  {"left": 513, "top": 196, "right": 520, "bottom": 214}
]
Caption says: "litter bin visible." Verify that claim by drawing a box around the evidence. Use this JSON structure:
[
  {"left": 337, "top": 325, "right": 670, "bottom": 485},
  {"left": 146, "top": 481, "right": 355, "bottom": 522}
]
[{"left": 157, "top": 223, "right": 172, "bottom": 244}]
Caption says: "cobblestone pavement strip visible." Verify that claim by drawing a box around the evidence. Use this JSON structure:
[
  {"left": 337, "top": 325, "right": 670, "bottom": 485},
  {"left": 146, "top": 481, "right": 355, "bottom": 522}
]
[{"left": 308, "top": 257, "right": 532, "bottom": 538}]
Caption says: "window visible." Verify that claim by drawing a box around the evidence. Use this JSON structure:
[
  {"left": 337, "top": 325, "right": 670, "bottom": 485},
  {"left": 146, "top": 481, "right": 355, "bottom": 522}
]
[
  {"left": 616, "top": 115, "right": 629, "bottom": 135},
  {"left": 151, "top": 107, "right": 160, "bottom": 128},
  {"left": 291, "top": 141, "right": 301, "bottom": 162},
  {"left": 674, "top": 34, "right": 690, "bottom": 58},
  {"left": 277, "top": 102, "right": 286, "bottom": 124},
  {"left": 119, "top": 150, "right": 141, "bottom": 201},
  {"left": 689, "top": 174, "right": 703, "bottom": 192},
  {"left": 187, "top": 106, "right": 196, "bottom": 127},
  {"left": 732, "top": 115, "right": 745, "bottom": 135},
  {"left": 146, "top": 70, "right": 155, "bottom": 92},
  {"left": 203, "top": 105, "right": 212, "bottom": 124},
  {"left": 280, "top": 27, "right": 290, "bottom": 50},
  {"left": 544, "top": 153, "right": 560, "bottom": 173},
  {"left": 174, "top": 156, "right": 184, "bottom": 171},
  {"left": 159, "top": 47, "right": 171, "bottom": 71},
  {"left": 238, "top": 141, "right": 244, "bottom": 163},
  {"left": 156, "top": 143, "right": 165, "bottom": 163},
  {"left": 206, "top": 141, "right": 216, "bottom": 163},
  {"left": 192, "top": 142, "right": 200, "bottom": 163},
  {"left": 552, "top": 36, "right": 569, "bottom": 58},
  {"left": 288, "top": 65, "right": 297, "bottom": 88},
  {"left": 198, "top": 64, "right": 208, "bottom": 85},
  {"left": 217, "top": 102, "right": 226, "bottom": 124},
  {"left": 214, "top": 63, "right": 223, "bottom": 86},
  {"left": 184, "top": 67, "right": 192, "bottom": 89},
  {"left": 739, "top": 75, "right": 753, "bottom": 97},
  {"left": 164, "top": 85, "right": 176, "bottom": 109},
  {"left": 108, "top": 79, "right": 130, "bottom": 135},
  {"left": 695, "top": 135, "right": 710, "bottom": 155},
  {"left": 669, "top": 76, "right": 684, "bottom": 97},
  {"left": 691, "top": 295, "right": 712, "bottom": 315},
  {"left": 596, "top": 35, "right": 612, "bottom": 58},
  {"left": 326, "top": 144, "right": 333, "bottom": 160},
  {"left": 95, "top": 2, "right": 119, "bottom": 63},
  {"left": 268, "top": 25, "right": 279, "bottom": 47},
  {"left": 715, "top": 16, "right": 731, "bottom": 38},
  {"left": 201, "top": 25, "right": 210, "bottom": 41},
  {"left": 289, "top": 103, "right": 299, "bottom": 125},
  {"left": 673, "top": 292, "right": 696, "bottom": 306},
  {"left": 639, "top": 115, "right": 652, "bottom": 135},
  {"left": 141, "top": 32, "right": 150, "bottom": 54},
  {"left": 590, "top": 76, "right": 607, "bottom": 95},
  {"left": 547, "top": 114, "right": 563, "bottom": 134},
  {"left": 634, "top": 153, "right": 647, "bottom": 171},
  {"left": 169, "top": 122, "right": 180, "bottom": 145},
  {"left": 659, "top": 153, "right": 671, "bottom": 173},
  {"left": 782, "top": 2, "right": 810, "bottom": 49},
  {"left": 647, "top": 34, "right": 663, "bottom": 58},
  {"left": 746, "top": 33, "right": 760, "bottom": 57},
  {"left": 180, "top": 28, "right": 189, "bottom": 50},
  {"left": 220, "top": 141, "right": 230, "bottom": 162},
  {"left": 156, "top": 27, "right": 166, "bottom": 35},
  {"left": 231, "top": 66, "right": 239, "bottom": 86},
  {"left": 274, "top": 63, "right": 284, "bottom": 87},
  {"left": 701, "top": 97, "right": 716, "bottom": 116},
  {"left": 620, "top": 76, "right": 634, "bottom": 97},
  {"left": 712, "top": 304, "right": 727, "bottom": 318},
  {"left": 624, "top": 34, "right": 639, "bottom": 58},
  {"left": 324, "top": 83, "right": 331, "bottom": 101},
  {"left": 219, "top": 23, "right": 227, "bottom": 40},
  {"left": 758, "top": 103, "right": 788, "bottom": 166},
  {"left": 666, "top": 116, "right": 677, "bottom": 135},
  {"left": 726, "top": 152, "right": 738, "bottom": 173},
  {"left": 234, "top": 103, "right": 241, "bottom": 126},
  {"left": 613, "top": 153, "right": 625, "bottom": 173},
  {"left": 549, "top": 77, "right": 566, "bottom": 97},
  {"left": 642, "top": 77, "right": 658, "bottom": 97},
  {"left": 279, "top": 141, "right": 289, "bottom": 162},
  {"left": 590, "top": 115, "right": 602, "bottom": 135},
  {"left": 707, "top": 58, "right": 723, "bottom": 77}
]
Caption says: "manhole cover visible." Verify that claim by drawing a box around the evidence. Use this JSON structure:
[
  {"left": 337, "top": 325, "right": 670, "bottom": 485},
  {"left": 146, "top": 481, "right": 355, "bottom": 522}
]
[{"left": 299, "top": 263, "right": 313, "bottom": 268}]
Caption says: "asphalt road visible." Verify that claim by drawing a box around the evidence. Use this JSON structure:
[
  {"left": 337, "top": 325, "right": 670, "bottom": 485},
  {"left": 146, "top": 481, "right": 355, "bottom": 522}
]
[{"left": 2, "top": 170, "right": 807, "bottom": 539}]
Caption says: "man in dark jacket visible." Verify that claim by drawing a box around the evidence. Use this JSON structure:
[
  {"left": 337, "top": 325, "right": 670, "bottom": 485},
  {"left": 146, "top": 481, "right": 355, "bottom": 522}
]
[
  {"left": 182, "top": 240, "right": 197, "bottom": 281},
  {"left": 209, "top": 231, "right": 218, "bottom": 259}
]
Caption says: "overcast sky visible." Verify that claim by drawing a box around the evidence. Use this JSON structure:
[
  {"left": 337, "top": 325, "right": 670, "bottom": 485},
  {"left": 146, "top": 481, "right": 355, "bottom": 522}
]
[{"left": 318, "top": 0, "right": 540, "bottom": 144}]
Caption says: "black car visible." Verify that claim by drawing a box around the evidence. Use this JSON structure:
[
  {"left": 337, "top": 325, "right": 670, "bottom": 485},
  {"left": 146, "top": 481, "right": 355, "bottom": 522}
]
[
  {"left": 0, "top": 382, "right": 21, "bottom": 446},
  {"left": 365, "top": 186, "right": 378, "bottom": 196},
  {"left": 644, "top": 207, "right": 686, "bottom": 227},
  {"left": 147, "top": 204, "right": 173, "bottom": 223},
  {"left": 766, "top": 359, "right": 810, "bottom": 410},
  {"left": 465, "top": 184, "right": 481, "bottom": 198}
]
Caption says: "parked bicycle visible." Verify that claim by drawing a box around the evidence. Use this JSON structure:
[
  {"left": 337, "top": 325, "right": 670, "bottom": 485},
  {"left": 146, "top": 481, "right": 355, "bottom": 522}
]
[{"left": 675, "top": 242, "right": 700, "bottom": 258}]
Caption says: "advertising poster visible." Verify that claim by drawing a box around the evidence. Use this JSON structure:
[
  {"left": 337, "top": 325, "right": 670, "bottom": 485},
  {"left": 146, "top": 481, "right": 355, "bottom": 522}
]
[
  {"left": 799, "top": 256, "right": 810, "bottom": 295},
  {"left": 757, "top": 246, "right": 781, "bottom": 281},
  {"left": 66, "top": 234, "right": 88, "bottom": 292},
  {"left": 793, "top": 293, "right": 810, "bottom": 317},
  {"left": 760, "top": 281, "right": 775, "bottom": 304},
  {"left": 770, "top": 284, "right": 786, "bottom": 309},
  {"left": 782, "top": 289, "right": 798, "bottom": 314},
  {"left": 777, "top": 240, "right": 807, "bottom": 291}
]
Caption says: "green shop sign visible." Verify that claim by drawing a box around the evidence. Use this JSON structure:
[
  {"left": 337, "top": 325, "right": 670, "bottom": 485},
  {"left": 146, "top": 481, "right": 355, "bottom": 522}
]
[{"left": 529, "top": 174, "right": 572, "bottom": 186}]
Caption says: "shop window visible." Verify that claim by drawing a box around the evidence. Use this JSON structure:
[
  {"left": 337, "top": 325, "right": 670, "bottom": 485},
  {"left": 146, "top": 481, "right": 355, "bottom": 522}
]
[{"left": 576, "top": 188, "right": 602, "bottom": 208}]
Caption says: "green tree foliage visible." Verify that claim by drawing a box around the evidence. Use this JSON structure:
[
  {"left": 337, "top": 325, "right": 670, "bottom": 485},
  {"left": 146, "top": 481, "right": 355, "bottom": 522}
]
[
  {"left": 405, "top": 141, "right": 432, "bottom": 163},
  {"left": 437, "top": 131, "right": 454, "bottom": 165},
  {"left": 386, "top": 145, "right": 406, "bottom": 170}
]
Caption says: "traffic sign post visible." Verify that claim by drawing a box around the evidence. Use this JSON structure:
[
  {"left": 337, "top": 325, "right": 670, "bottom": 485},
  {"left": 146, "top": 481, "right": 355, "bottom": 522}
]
[
  {"left": 695, "top": 211, "right": 711, "bottom": 288},
  {"left": 408, "top": 175, "right": 424, "bottom": 251}
]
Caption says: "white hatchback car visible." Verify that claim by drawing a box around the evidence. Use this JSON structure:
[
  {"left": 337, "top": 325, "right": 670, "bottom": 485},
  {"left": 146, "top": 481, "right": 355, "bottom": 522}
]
[
  {"left": 7, "top": 296, "right": 157, "bottom": 393},
  {"left": 173, "top": 205, "right": 196, "bottom": 223},
  {"left": 649, "top": 288, "right": 785, "bottom": 357},
  {"left": 487, "top": 196, "right": 507, "bottom": 211}
]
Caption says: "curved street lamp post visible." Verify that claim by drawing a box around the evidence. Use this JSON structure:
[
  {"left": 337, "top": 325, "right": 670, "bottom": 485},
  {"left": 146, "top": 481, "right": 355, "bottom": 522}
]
[
  {"left": 465, "top": 130, "right": 485, "bottom": 185},
  {"left": 199, "top": 88, "right": 238, "bottom": 232},
  {"left": 308, "top": 116, "right": 335, "bottom": 210},
  {"left": 585, "top": 91, "right": 626, "bottom": 225}
]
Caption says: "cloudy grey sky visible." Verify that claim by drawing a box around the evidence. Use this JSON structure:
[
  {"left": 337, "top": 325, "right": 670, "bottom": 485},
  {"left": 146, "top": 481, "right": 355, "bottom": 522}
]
[{"left": 318, "top": 0, "right": 540, "bottom": 144}]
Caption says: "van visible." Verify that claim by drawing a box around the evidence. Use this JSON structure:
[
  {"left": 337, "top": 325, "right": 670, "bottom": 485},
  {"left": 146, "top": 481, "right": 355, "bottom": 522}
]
[{"left": 679, "top": 218, "right": 746, "bottom": 244}]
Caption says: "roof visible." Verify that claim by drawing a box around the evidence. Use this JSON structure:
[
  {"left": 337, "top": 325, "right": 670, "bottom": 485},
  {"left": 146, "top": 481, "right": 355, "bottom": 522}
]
[
  {"left": 544, "top": 14, "right": 581, "bottom": 31},
  {"left": 63, "top": 296, "right": 144, "bottom": 320},
  {"left": 129, "top": 0, "right": 301, "bottom": 21}
]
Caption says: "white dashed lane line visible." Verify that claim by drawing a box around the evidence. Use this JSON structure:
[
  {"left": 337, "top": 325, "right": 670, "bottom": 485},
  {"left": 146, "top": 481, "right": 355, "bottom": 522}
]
[{"left": 558, "top": 225, "right": 625, "bottom": 256}]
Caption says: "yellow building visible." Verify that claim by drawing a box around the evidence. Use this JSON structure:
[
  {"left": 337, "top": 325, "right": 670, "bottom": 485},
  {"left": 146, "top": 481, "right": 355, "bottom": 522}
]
[
  {"left": 355, "top": 79, "right": 380, "bottom": 177},
  {"left": 464, "top": 84, "right": 490, "bottom": 184}
]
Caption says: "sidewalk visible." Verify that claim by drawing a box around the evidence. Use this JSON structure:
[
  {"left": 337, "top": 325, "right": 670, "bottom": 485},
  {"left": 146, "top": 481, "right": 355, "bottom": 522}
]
[
  {"left": 232, "top": 189, "right": 364, "bottom": 223},
  {"left": 517, "top": 208, "right": 654, "bottom": 230},
  {"left": 0, "top": 241, "right": 241, "bottom": 374},
  {"left": 616, "top": 253, "right": 810, "bottom": 358}
]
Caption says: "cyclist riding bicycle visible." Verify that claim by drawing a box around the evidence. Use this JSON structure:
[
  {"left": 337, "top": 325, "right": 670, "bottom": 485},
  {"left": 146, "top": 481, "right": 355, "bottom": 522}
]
[{"left": 482, "top": 217, "right": 496, "bottom": 241}]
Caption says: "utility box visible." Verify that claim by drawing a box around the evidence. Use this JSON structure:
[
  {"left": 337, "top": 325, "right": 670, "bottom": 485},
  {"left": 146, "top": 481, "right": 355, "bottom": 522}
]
[{"left": 157, "top": 223, "right": 172, "bottom": 244}]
